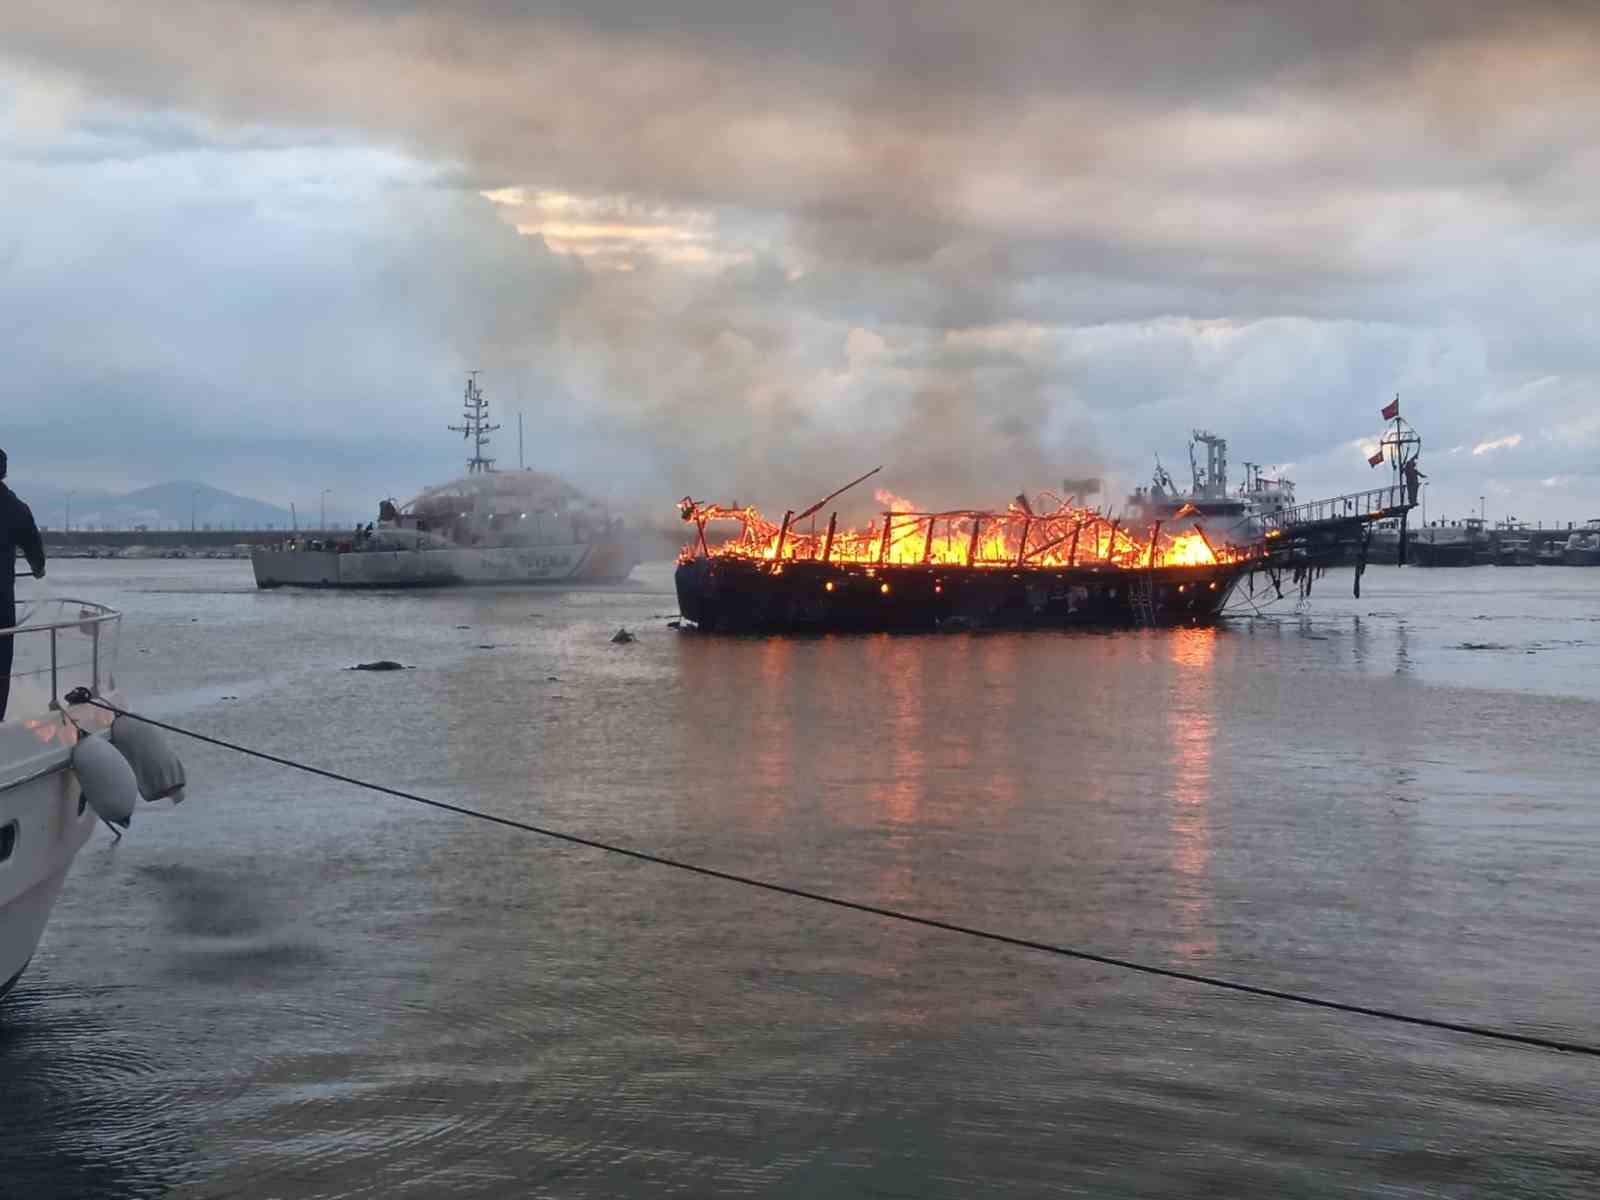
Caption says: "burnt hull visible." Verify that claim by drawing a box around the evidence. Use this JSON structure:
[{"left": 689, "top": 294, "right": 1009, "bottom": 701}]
[{"left": 675, "top": 558, "right": 1248, "bottom": 633}]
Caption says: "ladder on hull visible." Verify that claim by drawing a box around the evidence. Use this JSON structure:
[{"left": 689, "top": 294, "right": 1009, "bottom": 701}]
[{"left": 1130, "top": 572, "right": 1157, "bottom": 626}]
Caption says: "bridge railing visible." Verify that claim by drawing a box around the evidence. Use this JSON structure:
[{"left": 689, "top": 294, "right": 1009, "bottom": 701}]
[{"left": 1261, "top": 484, "right": 1411, "bottom": 534}]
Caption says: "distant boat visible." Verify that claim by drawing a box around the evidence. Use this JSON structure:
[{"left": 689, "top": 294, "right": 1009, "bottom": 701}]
[
  {"left": 1561, "top": 521, "right": 1600, "bottom": 566},
  {"left": 1409, "top": 518, "right": 1485, "bottom": 567},
  {"left": 252, "top": 376, "right": 638, "bottom": 589},
  {"left": 1495, "top": 535, "right": 1535, "bottom": 566}
]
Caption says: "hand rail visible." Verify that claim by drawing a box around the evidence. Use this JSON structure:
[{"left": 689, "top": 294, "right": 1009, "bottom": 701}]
[
  {"left": 3, "top": 600, "right": 122, "bottom": 715},
  {"left": 0, "top": 598, "right": 121, "bottom": 637},
  {"left": 1260, "top": 485, "right": 1411, "bottom": 532}
]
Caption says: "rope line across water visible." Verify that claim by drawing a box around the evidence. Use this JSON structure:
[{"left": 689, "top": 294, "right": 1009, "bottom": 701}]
[{"left": 89, "top": 698, "right": 1600, "bottom": 1059}]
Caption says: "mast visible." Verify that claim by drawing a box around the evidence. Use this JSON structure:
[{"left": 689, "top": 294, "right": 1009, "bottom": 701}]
[
  {"left": 1190, "top": 430, "right": 1228, "bottom": 499},
  {"left": 448, "top": 371, "right": 501, "bottom": 475}
]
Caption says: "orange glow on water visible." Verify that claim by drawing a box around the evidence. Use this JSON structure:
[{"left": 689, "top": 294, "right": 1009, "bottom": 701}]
[{"left": 1166, "top": 627, "right": 1218, "bottom": 959}]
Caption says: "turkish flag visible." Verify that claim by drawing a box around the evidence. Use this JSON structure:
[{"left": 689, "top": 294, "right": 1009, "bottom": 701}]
[{"left": 1381, "top": 398, "right": 1401, "bottom": 421}]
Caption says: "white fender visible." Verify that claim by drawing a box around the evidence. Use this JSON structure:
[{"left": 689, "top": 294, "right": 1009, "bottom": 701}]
[
  {"left": 72, "top": 733, "right": 138, "bottom": 828},
  {"left": 110, "top": 715, "right": 188, "bottom": 804}
]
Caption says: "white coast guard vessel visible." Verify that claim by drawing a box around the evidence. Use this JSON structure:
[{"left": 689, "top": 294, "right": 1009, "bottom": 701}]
[
  {"left": 1123, "top": 430, "right": 1296, "bottom": 551},
  {"left": 252, "top": 376, "right": 638, "bottom": 589},
  {"left": 2, "top": 594, "right": 186, "bottom": 1000}
]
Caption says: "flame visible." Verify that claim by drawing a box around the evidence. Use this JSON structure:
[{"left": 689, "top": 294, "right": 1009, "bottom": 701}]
[
  {"left": 681, "top": 491, "right": 1248, "bottom": 571},
  {"left": 1163, "top": 533, "right": 1218, "bottom": 566}
]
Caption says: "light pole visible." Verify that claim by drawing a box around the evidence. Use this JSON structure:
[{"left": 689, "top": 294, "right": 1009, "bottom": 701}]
[
  {"left": 321, "top": 488, "right": 332, "bottom": 532},
  {"left": 65, "top": 490, "right": 75, "bottom": 533},
  {"left": 191, "top": 487, "right": 199, "bottom": 532},
  {"left": 1480, "top": 495, "right": 1486, "bottom": 525}
]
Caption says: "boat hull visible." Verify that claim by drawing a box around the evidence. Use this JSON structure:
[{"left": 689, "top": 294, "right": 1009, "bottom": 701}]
[
  {"left": 1, "top": 738, "right": 97, "bottom": 1001},
  {"left": 252, "top": 540, "right": 638, "bottom": 588},
  {"left": 1409, "top": 541, "right": 1479, "bottom": 567},
  {"left": 675, "top": 558, "right": 1249, "bottom": 633}
]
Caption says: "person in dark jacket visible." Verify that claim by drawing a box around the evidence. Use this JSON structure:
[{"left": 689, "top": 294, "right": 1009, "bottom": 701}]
[
  {"left": 1403, "top": 457, "right": 1427, "bottom": 507},
  {"left": 1, "top": 448, "right": 48, "bottom": 721}
]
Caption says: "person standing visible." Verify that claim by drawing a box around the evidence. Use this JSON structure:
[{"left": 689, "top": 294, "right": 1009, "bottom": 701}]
[
  {"left": 1, "top": 449, "right": 47, "bottom": 721},
  {"left": 1403, "top": 457, "right": 1427, "bottom": 507}
]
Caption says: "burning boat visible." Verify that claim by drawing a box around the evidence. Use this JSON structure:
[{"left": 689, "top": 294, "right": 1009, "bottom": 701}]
[
  {"left": 675, "top": 404, "right": 1424, "bottom": 633},
  {"left": 676, "top": 470, "right": 1258, "bottom": 633}
]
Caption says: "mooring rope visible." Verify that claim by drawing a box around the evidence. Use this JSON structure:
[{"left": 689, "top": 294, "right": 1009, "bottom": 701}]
[{"left": 88, "top": 698, "right": 1600, "bottom": 1059}]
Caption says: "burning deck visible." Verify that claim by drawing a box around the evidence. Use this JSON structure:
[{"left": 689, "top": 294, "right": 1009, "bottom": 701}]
[{"left": 675, "top": 477, "right": 1259, "bottom": 632}]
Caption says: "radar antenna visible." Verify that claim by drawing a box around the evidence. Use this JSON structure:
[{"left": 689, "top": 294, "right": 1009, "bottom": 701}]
[{"left": 448, "top": 371, "right": 501, "bottom": 475}]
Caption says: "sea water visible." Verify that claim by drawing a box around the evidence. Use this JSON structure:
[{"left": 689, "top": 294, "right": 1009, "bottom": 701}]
[{"left": 4, "top": 559, "right": 1598, "bottom": 1198}]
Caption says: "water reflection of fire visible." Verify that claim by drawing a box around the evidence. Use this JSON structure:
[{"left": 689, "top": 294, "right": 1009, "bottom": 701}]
[
  {"left": 23, "top": 716, "right": 79, "bottom": 745},
  {"left": 1166, "top": 627, "right": 1218, "bottom": 959},
  {"left": 680, "top": 489, "right": 1243, "bottom": 571},
  {"left": 866, "top": 639, "right": 925, "bottom": 834},
  {"left": 747, "top": 638, "right": 795, "bottom": 836}
]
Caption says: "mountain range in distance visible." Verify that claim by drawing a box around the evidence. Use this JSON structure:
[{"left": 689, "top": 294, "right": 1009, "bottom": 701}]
[{"left": 15, "top": 480, "right": 355, "bottom": 532}]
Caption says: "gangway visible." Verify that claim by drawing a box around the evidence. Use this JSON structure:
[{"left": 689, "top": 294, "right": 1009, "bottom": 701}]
[
  {"left": 1258, "top": 483, "right": 1412, "bottom": 540},
  {"left": 1247, "top": 482, "right": 1417, "bottom": 600}
]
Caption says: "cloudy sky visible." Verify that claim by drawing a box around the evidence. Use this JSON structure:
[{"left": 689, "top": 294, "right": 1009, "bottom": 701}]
[{"left": 4, "top": 1, "right": 1599, "bottom": 528}]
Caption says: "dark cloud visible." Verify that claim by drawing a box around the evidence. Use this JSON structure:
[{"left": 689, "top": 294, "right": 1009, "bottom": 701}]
[{"left": 4, "top": 1, "right": 1600, "bottom": 524}]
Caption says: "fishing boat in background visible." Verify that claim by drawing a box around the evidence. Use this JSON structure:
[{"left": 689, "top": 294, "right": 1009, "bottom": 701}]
[
  {"left": 1409, "top": 519, "right": 1485, "bottom": 567},
  {"left": 1561, "top": 521, "right": 1600, "bottom": 566},
  {"left": 1536, "top": 539, "right": 1567, "bottom": 566},
  {"left": 252, "top": 375, "right": 638, "bottom": 588},
  {"left": 1494, "top": 522, "right": 1535, "bottom": 566}
]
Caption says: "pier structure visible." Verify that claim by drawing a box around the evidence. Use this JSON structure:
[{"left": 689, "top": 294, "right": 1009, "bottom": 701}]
[{"left": 37, "top": 528, "right": 357, "bottom": 558}]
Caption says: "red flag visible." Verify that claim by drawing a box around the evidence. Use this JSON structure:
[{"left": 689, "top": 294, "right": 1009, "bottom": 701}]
[
  {"left": 1368, "top": 448, "right": 1386, "bottom": 467},
  {"left": 1381, "top": 397, "right": 1400, "bottom": 421}
]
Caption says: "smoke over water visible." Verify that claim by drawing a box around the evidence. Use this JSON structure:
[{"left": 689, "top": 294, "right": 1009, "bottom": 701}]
[
  {"left": 540, "top": 250, "right": 1106, "bottom": 533},
  {"left": 8, "top": 1, "right": 1600, "bottom": 522}
]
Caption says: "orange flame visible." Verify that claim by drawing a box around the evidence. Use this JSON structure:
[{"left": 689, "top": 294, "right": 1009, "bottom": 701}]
[{"left": 681, "top": 492, "right": 1250, "bottom": 570}]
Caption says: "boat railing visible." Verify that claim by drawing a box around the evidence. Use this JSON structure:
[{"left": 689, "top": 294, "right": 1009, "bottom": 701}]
[
  {"left": 2, "top": 598, "right": 122, "bottom": 718},
  {"left": 1258, "top": 484, "right": 1411, "bottom": 534}
]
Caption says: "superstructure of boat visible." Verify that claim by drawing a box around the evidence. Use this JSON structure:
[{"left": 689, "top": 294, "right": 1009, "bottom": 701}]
[
  {"left": 252, "top": 375, "right": 638, "bottom": 589},
  {"left": 2, "top": 596, "right": 186, "bottom": 1000},
  {"left": 1122, "top": 431, "right": 1296, "bottom": 552}
]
